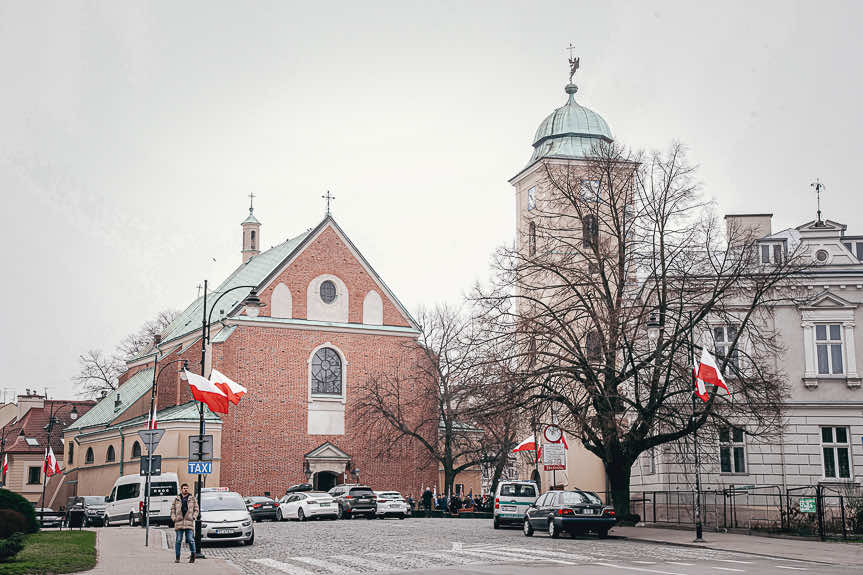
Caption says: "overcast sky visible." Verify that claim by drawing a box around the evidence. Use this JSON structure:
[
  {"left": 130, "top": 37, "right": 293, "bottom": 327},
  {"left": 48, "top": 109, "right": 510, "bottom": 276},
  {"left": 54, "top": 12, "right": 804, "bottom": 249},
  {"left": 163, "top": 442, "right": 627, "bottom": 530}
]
[{"left": 2, "top": 1, "right": 861, "bottom": 401}]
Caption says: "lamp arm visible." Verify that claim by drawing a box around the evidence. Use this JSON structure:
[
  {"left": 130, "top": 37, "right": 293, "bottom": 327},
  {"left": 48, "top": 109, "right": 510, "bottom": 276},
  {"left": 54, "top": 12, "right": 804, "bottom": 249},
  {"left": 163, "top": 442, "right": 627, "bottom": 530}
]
[{"left": 205, "top": 285, "right": 259, "bottom": 342}]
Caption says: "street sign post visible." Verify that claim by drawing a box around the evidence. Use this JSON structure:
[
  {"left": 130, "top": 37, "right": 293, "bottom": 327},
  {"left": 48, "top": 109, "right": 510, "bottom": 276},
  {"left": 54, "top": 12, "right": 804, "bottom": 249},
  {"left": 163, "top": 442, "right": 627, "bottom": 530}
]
[
  {"left": 188, "top": 435, "right": 213, "bottom": 461},
  {"left": 139, "top": 454, "right": 162, "bottom": 476},
  {"left": 542, "top": 443, "right": 566, "bottom": 471},
  {"left": 137, "top": 429, "right": 165, "bottom": 451}
]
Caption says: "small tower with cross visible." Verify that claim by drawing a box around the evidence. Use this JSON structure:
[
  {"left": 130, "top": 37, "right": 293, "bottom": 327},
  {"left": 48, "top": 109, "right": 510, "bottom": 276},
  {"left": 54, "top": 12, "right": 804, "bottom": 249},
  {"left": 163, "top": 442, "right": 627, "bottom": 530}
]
[{"left": 241, "top": 192, "right": 261, "bottom": 264}]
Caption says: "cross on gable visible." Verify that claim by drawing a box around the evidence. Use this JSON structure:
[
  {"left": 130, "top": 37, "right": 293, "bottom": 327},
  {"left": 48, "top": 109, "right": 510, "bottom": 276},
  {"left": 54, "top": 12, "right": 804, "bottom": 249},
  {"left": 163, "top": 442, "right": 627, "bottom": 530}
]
[{"left": 322, "top": 190, "right": 336, "bottom": 216}]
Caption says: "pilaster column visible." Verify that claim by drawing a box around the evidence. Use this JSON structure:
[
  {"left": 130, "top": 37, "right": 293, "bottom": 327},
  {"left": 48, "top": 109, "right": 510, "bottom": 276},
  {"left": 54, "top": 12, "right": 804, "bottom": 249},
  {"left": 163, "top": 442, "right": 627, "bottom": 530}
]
[
  {"left": 844, "top": 321, "right": 859, "bottom": 382},
  {"left": 802, "top": 322, "right": 817, "bottom": 379}
]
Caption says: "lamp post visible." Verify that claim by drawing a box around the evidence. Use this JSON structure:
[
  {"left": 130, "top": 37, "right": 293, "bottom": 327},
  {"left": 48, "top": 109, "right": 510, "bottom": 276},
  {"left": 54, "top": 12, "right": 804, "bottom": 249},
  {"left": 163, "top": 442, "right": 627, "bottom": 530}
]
[
  {"left": 646, "top": 310, "right": 704, "bottom": 542},
  {"left": 193, "top": 281, "right": 263, "bottom": 558},
  {"left": 39, "top": 400, "right": 78, "bottom": 526},
  {"left": 143, "top": 357, "right": 188, "bottom": 546}
]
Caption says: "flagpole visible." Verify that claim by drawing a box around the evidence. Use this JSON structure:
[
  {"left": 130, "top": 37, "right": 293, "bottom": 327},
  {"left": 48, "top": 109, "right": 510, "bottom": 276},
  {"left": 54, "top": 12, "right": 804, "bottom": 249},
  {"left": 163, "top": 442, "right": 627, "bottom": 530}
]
[{"left": 689, "top": 311, "right": 704, "bottom": 542}]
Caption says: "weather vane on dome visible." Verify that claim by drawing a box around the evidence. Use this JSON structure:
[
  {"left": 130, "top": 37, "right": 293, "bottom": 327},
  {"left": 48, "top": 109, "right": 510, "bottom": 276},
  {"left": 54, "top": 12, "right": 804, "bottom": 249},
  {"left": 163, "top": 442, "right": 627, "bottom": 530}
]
[
  {"left": 566, "top": 42, "right": 580, "bottom": 84},
  {"left": 811, "top": 178, "right": 825, "bottom": 225}
]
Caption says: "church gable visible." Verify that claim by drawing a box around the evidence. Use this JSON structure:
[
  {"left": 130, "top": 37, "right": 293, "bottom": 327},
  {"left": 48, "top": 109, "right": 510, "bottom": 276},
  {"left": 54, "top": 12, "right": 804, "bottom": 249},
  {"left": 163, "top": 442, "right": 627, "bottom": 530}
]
[{"left": 257, "top": 218, "right": 416, "bottom": 328}]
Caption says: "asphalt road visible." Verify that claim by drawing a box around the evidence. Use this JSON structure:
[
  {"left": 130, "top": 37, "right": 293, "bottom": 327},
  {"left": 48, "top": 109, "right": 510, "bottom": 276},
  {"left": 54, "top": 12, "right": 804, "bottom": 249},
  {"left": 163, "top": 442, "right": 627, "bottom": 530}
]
[{"left": 189, "top": 517, "right": 859, "bottom": 575}]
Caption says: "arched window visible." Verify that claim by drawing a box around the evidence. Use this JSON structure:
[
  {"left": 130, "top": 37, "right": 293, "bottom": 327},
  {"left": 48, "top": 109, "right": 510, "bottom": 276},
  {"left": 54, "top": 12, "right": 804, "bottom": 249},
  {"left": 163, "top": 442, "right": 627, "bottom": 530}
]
[
  {"left": 106, "top": 445, "right": 115, "bottom": 462},
  {"left": 250, "top": 230, "right": 256, "bottom": 249},
  {"left": 528, "top": 221, "right": 536, "bottom": 256},
  {"left": 311, "top": 347, "right": 342, "bottom": 395},
  {"left": 583, "top": 214, "right": 598, "bottom": 249},
  {"left": 67, "top": 442, "right": 74, "bottom": 464},
  {"left": 131, "top": 441, "right": 142, "bottom": 459},
  {"left": 85, "top": 447, "right": 94, "bottom": 465}
]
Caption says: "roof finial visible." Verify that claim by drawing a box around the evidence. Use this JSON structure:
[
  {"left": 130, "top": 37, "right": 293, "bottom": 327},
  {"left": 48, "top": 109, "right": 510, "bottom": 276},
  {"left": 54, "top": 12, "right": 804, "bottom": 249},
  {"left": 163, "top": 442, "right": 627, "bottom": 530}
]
[
  {"left": 566, "top": 42, "right": 580, "bottom": 85},
  {"left": 322, "top": 190, "right": 335, "bottom": 216},
  {"left": 248, "top": 192, "right": 256, "bottom": 214},
  {"left": 811, "top": 179, "right": 825, "bottom": 225}
]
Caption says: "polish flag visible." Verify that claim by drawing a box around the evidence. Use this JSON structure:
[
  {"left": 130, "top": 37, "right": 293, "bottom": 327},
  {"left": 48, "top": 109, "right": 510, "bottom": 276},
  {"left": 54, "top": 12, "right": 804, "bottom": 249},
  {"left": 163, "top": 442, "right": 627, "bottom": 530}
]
[
  {"left": 44, "top": 447, "right": 61, "bottom": 477},
  {"left": 210, "top": 369, "right": 247, "bottom": 405},
  {"left": 694, "top": 347, "right": 731, "bottom": 402},
  {"left": 184, "top": 370, "right": 230, "bottom": 414},
  {"left": 2, "top": 453, "right": 7, "bottom": 476},
  {"left": 148, "top": 398, "right": 158, "bottom": 430},
  {"left": 512, "top": 436, "right": 541, "bottom": 463}
]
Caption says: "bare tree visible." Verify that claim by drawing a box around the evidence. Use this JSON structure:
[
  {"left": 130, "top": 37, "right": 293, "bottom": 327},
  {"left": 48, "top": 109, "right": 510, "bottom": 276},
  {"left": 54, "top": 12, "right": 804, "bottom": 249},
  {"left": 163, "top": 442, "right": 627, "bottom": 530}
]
[
  {"left": 356, "top": 304, "right": 509, "bottom": 497},
  {"left": 116, "top": 309, "right": 178, "bottom": 360},
  {"left": 475, "top": 141, "right": 805, "bottom": 517}
]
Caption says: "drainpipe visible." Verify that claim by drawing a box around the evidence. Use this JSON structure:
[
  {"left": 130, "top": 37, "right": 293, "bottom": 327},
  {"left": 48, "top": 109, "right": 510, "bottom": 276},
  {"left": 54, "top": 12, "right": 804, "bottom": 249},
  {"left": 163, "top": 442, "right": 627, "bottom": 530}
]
[{"left": 119, "top": 428, "right": 125, "bottom": 476}]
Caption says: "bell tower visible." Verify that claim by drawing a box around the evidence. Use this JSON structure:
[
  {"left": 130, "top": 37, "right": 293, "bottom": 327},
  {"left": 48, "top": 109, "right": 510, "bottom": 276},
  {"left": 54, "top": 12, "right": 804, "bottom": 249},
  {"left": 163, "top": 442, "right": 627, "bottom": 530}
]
[{"left": 241, "top": 193, "right": 261, "bottom": 264}]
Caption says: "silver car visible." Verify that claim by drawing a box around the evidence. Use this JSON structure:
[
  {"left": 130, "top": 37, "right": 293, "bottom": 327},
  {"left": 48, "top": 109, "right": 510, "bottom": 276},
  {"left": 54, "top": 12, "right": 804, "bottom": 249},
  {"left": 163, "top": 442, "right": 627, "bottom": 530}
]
[{"left": 199, "top": 491, "right": 254, "bottom": 545}]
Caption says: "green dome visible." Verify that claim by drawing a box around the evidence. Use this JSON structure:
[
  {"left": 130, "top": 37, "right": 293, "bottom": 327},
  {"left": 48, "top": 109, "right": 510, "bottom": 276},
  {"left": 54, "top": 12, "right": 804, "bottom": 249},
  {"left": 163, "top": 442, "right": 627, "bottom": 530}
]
[{"left": 531, "top": 84, "right": 613, "bottom": 162}]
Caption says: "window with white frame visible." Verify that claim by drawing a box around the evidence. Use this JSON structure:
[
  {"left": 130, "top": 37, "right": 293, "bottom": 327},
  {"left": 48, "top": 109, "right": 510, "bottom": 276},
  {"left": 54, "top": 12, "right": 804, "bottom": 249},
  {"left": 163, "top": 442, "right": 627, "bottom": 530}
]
[
  {"left": 713, "top": 326, "right": 739, "bottom": 371},
  {"left": 815, "top": 324, "right": 843, "bottom": 375},
  {"left": 821, "top": 426, "right": 851, "bottom": 479},
  {"left": 719, "top": 427, "right": 746, "bottom": 474},
  {"left": 643, "top": 447, "right": 656, "bottom": 475}
]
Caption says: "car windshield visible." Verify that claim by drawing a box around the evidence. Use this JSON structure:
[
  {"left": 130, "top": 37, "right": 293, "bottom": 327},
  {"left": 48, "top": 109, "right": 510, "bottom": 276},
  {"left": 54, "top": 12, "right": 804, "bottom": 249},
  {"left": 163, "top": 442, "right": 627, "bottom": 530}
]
[
  {"left": 201, "top": 493, "right": 246, "bottom": 512},
  {"left": 558, "top": 491, "right": 601, "bottom": 506},
  {"left": 247, "top": 497, "right": 272, "bottom": 503},
  {"left": 500, "top": 484, "right": 536, "bottom": 498},
  {"left": 379, "top": 492, "right": 402, "bottom": 500},
  {"left": 82, "top": 496, "right": 104, "bottom": 505},
  {"left": 307, "top": 492, "right": 331, "bottom": 499},
  {"left": 349, "top": 488, "right": 373, "bottom": 496},
  {"left": 581, "top": 491, "right": 603, "bottom": 505}
]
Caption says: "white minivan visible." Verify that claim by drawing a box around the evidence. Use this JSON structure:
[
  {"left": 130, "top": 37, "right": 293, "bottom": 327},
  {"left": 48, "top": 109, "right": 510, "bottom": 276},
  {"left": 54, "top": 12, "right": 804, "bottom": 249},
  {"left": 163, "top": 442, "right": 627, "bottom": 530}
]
[
  {"left": 103, "top": 472, "right": 179, "bottom": 527},
  {"left": 493, "top": 480, "right": 538, "bottom": 529}
]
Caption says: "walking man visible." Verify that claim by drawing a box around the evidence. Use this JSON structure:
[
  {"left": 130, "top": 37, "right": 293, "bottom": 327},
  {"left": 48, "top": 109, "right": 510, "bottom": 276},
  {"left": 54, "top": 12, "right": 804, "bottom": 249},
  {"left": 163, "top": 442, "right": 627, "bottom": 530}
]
[{"left": 171, "top": 483, "right": 198, "bottom": 563}]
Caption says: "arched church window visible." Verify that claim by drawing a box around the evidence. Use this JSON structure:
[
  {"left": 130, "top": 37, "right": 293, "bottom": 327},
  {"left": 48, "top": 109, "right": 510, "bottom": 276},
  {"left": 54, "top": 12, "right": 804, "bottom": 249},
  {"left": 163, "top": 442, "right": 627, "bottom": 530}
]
[
  {"left": 85, "top": 447, "right": 94, "bottom": 465},
  {"left": 68, "top": 442, "right": 74, "bottom": 464},
  {"left": 528, "top": 221, "right": 536, "bottom": 256},
  {"left": 131, "top": 441, "right": 141, "bottom": 459},
  {"left": 250, "top": 230, "right": 256, "bottom": 250},
  {"left": 583, "top": 214, "right": 598, "bottom": 249},
  {"left": 311, "top": 347, "right": 342, "bottom": 395},
  {"left": 320, "top": 280, "right": 337, "bottom": 304},
  {"left": 106, "top": 445, "right": 115, "bottom": 462}
]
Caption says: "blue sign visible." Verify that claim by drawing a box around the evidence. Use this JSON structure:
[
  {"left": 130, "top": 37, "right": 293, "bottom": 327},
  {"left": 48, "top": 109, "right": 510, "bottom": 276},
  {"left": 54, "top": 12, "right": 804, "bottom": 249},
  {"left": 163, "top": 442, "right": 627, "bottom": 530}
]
[{"left": 187, "top": 461, "right": 212, "bottom": 475}]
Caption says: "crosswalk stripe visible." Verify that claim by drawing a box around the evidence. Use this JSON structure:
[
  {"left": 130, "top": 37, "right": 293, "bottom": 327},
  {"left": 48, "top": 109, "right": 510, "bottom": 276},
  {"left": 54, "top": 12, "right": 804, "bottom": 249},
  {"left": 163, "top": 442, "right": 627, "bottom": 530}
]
[
  {"left": 717, "top": 559, "right": 753, "bottom": 564},
  {"left": 596, "top": 562, "right": 690, "bottom": 575},
  {"left": 775, "top": 567, "right": 808, "bottom": 571},
  {"left": 289, "top": 555, "right": 351, "bottom": 573},
  {"left": 505, "top": 546, "right": 595, "bottom": 562},
  {"left": 462, "top": 548, "right": 574, "bottom": 564},
  {"left": 331, "top": 554, "right": 398, "bottom": 571},
  {"left": 667, "top": 562, "right": 695, "bottom": 566},
  {"left": 712, "top": 568, "right": 744, "bottom": 573},
  {"left": 632, "top": 561, "right": 658, "bottom": 564},
  {"left": 251, "top": 558, "right": 316, "bottom": 575},
  {"left": 406, "top": 550, "right": 479, "bottom": 564}
]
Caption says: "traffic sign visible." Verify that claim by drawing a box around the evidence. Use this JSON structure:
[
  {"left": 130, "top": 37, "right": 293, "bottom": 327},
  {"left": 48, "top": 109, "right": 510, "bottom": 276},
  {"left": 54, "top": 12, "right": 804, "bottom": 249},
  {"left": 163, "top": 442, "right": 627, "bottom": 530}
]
[
  {"left": 543, "top": 442, "right": 566, "bottom": 471},
  {"left": 188, "top": 461, "right": 212, "bottom": 475},
  {"left": 140, "top": 455, "right": 162, "bottom": 476},
  {"left": 188, "top": 435, "right": 214, "bottom": 461},
  {"left": 137, "top": 429, "right": 165, "bottom": 452},
  {"left": 799, "top": 497, "right": 816, "bottom": 513}
]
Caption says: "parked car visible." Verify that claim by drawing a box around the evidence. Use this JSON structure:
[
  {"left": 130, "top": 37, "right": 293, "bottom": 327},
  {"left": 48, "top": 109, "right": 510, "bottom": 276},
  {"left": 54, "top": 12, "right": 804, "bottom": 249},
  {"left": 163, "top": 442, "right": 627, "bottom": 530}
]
[
  {"left": 277, "top": 491, "right": 338, "bottom": 521},
  {"left": 244, "top": 496, "right": 279, "bottom": 522},
  {"left": 103, "top": 472, "right": 179, "bottom": 527},
  {"left": 64, "top": 496, "right": 106, "bottom": 527},
  {"left": 493, "top": 480, "right": 538, "bottom": 529},
  {"left": 284, "top": 483, "right": 313, "bottom": 494},
  {"left": 34, "top": 507, "right": 63, "bottom": 528},
  {"left": 522, "top": 489, "right": 616, "bottom": 539},
  {"left": 373, "top": 491, "right": 409, "bottom": 519},
  {"left": 328, "top": 484, "right": 376, "bottom": 519},
  {"left": 200, "top": 490, "right": 254, "bottom": 546}
]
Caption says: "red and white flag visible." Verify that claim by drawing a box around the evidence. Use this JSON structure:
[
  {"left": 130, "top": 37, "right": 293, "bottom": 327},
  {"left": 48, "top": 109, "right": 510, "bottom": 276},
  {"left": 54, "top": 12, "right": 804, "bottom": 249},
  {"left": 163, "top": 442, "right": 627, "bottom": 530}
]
[
  {"left": 2, "top": 453, "right": 7, "bottom": 476},
  {"left": 512, "top": 436, "right": 541, "bottom": 463},
  {"left": 210, "top": 369, "right": 247, "bottom": 405},
  {"left": 148, "top": 397, "right": 158, "bottom": 430},
  {"left": 694, "top": 347, "right": 731, "bottom": 402},
  {"left": 44, "top": 447, "right": 61, "bottom": 477},
  {"left": 184, "top": 370, "right": 230, "bottom": 414}
]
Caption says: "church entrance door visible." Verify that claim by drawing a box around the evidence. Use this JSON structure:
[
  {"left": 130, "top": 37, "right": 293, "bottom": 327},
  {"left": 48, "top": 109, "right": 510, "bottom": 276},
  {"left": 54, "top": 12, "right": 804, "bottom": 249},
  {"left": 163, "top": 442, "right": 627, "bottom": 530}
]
[{"left": 314, "top": 471, "right": 338, "bottom": 492}]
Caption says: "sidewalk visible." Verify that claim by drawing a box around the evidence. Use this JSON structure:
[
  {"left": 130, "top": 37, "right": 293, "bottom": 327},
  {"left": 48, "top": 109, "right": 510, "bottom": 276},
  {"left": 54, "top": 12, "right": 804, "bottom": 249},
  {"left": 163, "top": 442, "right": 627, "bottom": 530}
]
[
  {"left": 84, "top": 527, "right": 239, "bottom": 574},
  {"left": 612, "top": 524, "right": 863, "bottom": 567}
]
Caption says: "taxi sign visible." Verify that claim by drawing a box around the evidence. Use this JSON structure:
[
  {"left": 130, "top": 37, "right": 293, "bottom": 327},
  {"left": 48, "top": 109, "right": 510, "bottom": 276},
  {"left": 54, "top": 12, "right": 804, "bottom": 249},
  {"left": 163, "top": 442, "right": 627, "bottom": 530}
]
[{"left": 187, "top": 461, "right": 212, "bottom": 475}]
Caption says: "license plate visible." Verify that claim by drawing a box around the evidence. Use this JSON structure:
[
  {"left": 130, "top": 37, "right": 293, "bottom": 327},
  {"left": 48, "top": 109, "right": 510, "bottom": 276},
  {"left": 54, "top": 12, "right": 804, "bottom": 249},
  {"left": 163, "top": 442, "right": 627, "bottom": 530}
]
[
  {"left": 263, "top": 505, "right": 272, "bottom": 509},
  {"left": 582, "top": 508, "right": 594, "bottom": 515},
  {"left": 319, "top": 503, "right": 331, "bottom": 507},
  {"left": 502, "top": 506, "right": 516, "bottom": 512},
  {"left": 215, "top": 528, "right": 235, "bottom": 534}
]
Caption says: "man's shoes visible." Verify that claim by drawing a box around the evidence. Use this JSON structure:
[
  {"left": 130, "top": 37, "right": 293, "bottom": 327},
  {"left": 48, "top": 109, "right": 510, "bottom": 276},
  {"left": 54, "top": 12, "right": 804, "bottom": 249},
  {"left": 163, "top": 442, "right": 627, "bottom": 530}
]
[
  {"left": 189, "top": 554, "right": 195, "bottom": 563},
  {"left": 175, "top": 558, "right": 180, "bottom": 563}
]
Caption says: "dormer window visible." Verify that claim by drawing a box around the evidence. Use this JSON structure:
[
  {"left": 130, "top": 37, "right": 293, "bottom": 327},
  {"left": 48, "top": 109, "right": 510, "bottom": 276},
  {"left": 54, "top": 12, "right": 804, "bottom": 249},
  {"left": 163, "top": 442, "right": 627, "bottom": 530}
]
[{"left": 760, "top": 243, "right": 783, "bottom": 264}]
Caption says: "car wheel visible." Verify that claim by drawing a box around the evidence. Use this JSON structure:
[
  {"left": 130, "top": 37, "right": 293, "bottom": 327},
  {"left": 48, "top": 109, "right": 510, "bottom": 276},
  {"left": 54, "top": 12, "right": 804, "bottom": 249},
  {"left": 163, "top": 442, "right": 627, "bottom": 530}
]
[
  {"left": 103, "top": 515, "right": 110, "bottom": 527},
  {"left": 297, "top": 508, "right": 306, "bottom": 522},
  {"left": 243, "top": 532, "right": 255, "bottom": 546},
  {"left": 548, "top": 520, "right": 560, "bottom": 539},
  {"left": 598, "top": 528, "right": 609, "bottom": 539},
  {"left": 493, "top": 516, "right": 501, "bottom": 529},
  {"left": 523, "top": 519, "right": 534, "bottom": 537},
  {"left": 398, "top": 514, "right": 405, "bottom": 520},
  {"left": 337, "top": 506, "right": 344, "bottom": 520}
]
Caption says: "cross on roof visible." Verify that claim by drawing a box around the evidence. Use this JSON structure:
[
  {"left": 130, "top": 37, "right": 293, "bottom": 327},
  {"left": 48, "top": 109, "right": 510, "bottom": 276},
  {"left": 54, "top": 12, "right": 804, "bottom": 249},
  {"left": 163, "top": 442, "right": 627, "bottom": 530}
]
[
  {"left": 811, "top": 178, "right": 825, "bottom": 225},
  {"left": 566, "top": 42, "right": 580, "bottom": 84},
  {"left": 248, "top": 192, "right": 256, "bottom": 212},
  {"left": 322, "top": 190, "right": 335, "bottom": 216}
]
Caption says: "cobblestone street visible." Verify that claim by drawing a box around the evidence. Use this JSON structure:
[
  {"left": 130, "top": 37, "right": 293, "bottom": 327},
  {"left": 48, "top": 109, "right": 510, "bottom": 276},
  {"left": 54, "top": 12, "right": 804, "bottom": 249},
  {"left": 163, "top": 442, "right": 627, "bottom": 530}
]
[{"left": 183, "top": 518, "right": 860, "bottom": 575}]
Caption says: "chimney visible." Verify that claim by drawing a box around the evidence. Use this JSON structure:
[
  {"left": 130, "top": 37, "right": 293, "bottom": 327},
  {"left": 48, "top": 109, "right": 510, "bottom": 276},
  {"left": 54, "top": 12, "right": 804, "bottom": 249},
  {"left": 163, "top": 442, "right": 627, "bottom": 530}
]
[
  {"left": 114, "top": 393, "right": 122, "bottom": 413},
  {"left": 154, "top": 334, "right": 162, "bottom": 345},
  {"left": 17, "top": 392, "right": 45, "bottom": 420},
  {"left": 724, "top": 214, "right": 772, "bottom": 245}
]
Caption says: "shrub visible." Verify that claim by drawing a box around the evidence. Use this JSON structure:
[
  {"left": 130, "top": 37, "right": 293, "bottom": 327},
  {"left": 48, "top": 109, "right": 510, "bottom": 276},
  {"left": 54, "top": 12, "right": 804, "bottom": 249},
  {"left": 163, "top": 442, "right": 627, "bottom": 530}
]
[
  {"left": 0, "top": 533, "right": 25, "bottom": 562},
  {"left": 0, "top": 510, "right": 28, "bottom": 539},
  {"left": 0, "top": 489, "right": 39, "bottom": 533}
]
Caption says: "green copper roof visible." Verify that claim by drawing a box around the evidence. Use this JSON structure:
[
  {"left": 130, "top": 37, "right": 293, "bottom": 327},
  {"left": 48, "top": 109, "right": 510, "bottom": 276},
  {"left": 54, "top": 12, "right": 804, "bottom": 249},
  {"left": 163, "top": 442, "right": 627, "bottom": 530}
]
[
  {"left": 112, "top": 401, "right": 221, "bottom": 430},
  {"left": 66, "top": 368, "right": 155, "bottom": 431},
  {"left": 530, "top": 83, "right": 613, "bottom": 162},
  {"left": 242, "top": 210, "right": 260, "bottom": 225}
]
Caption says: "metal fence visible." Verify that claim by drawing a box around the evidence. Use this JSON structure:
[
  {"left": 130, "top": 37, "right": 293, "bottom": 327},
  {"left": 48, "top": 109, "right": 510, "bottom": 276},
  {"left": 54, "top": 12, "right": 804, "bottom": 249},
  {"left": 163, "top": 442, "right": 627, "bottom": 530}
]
[{"left": 599, "top": 485, "right": 863, "bottom": 541}]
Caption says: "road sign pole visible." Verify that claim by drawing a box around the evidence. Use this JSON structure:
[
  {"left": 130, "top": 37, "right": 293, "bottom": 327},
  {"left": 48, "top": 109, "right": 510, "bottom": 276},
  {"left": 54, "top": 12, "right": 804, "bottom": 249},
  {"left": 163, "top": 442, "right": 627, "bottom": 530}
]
[{"left": 144, "top": 448, "right": 152, "bottom": 545}]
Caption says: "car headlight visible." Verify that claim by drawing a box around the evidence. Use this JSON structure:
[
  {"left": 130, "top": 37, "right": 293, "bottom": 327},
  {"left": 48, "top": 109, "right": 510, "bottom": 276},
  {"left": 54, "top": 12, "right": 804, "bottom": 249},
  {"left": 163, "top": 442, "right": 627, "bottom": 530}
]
[{"left": 241, "top": 520, "right": 251, "bottom": 527}]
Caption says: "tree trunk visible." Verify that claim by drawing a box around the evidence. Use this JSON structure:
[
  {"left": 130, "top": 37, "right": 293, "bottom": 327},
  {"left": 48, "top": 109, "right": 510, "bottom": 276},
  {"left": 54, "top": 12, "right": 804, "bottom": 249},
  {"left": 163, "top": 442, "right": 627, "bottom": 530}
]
[
  {"left": 488, "top": 450, "right": 510, "bottom": 496},
  {"left": 606, "top": 458, "right": 633, "bottom": 521}
]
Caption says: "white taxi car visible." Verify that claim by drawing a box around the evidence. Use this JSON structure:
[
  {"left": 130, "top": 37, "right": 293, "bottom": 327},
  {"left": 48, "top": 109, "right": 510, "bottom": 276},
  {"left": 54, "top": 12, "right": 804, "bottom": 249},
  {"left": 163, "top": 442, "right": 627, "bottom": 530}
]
[
  {"left": 277, "top": 491, "right": 338, "bottom": 521},
  {"left": 373, "top": 491, "right": 409, "bottom": 519},
  {"left": 199, "top": 490, "right": 254, "bottom": 545}
]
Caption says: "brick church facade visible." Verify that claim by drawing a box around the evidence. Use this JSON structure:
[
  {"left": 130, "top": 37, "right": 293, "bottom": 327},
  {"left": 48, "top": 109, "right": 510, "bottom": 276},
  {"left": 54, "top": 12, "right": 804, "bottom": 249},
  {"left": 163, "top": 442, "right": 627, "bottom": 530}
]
[{"left": 65, "top": 206, "right": 438, "bottom": 500}]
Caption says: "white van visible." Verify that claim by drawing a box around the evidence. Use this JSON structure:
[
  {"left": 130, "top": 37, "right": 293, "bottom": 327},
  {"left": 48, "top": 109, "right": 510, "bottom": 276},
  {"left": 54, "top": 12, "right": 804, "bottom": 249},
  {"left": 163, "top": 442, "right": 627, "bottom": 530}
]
[
  {"left": 103, "top": 472, "right": 179, "bottom": 527},
  {"left": 493, "top": 480, "right": 538, "bottom": 528}
]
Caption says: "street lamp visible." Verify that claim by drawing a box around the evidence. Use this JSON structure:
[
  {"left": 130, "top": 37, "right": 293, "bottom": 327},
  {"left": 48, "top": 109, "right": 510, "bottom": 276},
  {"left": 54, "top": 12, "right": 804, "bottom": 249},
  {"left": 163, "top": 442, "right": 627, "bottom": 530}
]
[
  {"left": 303, "top": 463, "right": 312, "bottom": 485},
  {"left": 193, "top": 281, "right": 264, "bottom": 557},
  {"left": 39, "top": 401, "right": 79, "bottom": 526}
]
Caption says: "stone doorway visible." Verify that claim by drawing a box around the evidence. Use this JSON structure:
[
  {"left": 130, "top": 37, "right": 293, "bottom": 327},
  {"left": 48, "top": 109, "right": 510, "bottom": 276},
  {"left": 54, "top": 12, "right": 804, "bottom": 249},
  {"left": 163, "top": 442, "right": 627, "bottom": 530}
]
[{"left": 314, "top": 471, "right": 339, "bottom": 492}]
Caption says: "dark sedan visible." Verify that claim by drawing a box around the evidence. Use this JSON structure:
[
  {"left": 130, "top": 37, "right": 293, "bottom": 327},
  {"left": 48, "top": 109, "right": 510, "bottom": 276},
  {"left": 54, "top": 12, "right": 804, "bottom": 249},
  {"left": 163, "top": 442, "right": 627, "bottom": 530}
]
[
  {"left": 244, "top": 496, "right": 279, "bottom": 522},
  {"left": 523, "top": 490, "right": 616, "bottom": 539}
]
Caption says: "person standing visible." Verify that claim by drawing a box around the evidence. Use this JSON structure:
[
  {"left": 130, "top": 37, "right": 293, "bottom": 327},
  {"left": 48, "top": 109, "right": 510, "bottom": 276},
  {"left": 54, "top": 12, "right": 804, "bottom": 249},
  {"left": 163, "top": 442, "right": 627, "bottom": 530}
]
[
  {"left": 170, "top": 483, "right": 198, "bottom": 563},
  {"left": 422, "top": 488, "right": 433, "bottom": 512}
]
